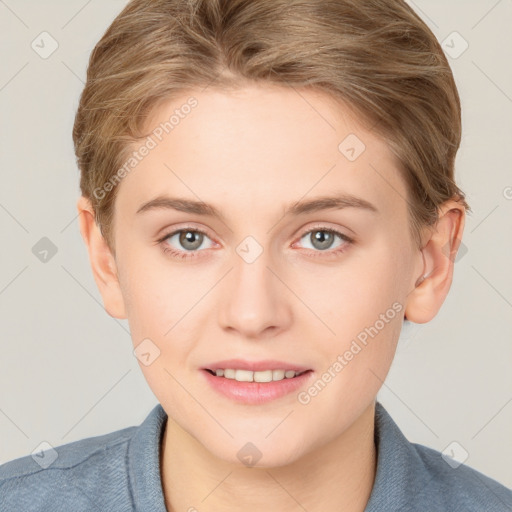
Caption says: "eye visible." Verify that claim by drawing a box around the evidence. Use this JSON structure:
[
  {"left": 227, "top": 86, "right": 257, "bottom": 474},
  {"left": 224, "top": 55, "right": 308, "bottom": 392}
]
[
  {"left": 295, "top": 226, "right": 353, "bottom": 257},
  {"left": 157, "top": 225, "right": 354, "bottom": 261},
  {"left": 158, "top": 227, "right": 215, "bottom": 260}
]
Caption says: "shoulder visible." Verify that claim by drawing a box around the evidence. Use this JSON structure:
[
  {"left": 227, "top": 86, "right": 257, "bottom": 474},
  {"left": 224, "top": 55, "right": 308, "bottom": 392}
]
[
  {"left": 410, "top": 441, "right": 512, "bottom": 511},
  {"left": 0, "top": 423, "right": 137, "bottom": 512},
  {"left": 369, "top": 402, "right": 512, "bottom": 512}
]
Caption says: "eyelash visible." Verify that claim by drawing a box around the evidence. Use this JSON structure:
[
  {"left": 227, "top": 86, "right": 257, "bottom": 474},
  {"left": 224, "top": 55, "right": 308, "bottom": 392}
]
[{"left": 157, "top": 225, "right": 354, "bottom": 260}]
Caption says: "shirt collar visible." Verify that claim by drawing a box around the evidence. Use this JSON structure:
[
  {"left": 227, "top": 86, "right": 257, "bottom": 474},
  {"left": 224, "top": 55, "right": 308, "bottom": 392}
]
[
  {"left": 365, "top": 401, "right": 431, "bottom": 511},
  {"left": 128, "top": 403, "right": 168, "bottom": 511}
]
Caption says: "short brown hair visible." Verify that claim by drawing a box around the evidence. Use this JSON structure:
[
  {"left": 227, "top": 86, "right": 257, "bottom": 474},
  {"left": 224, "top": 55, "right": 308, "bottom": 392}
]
[{"left": 73, "top": 0, "right": 470, "bottom": 251}]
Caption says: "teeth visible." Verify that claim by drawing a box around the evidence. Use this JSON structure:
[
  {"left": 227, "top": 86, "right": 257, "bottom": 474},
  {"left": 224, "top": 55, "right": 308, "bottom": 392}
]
[
  {"left": 235, "top": 369, "right": 254, "bottom": 382},
  {"left": 212, "top": 368, "right": 305, "bottom": 382}
]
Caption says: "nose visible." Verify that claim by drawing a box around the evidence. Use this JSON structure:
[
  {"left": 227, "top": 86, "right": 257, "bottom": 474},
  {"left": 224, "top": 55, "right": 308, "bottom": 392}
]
[{"left": 217, "top": 247, "right": 293, "bottom": 340}]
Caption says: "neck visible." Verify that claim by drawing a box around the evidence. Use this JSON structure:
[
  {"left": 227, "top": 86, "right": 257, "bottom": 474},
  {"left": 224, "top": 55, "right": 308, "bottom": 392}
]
[{"left": 160, "top": 402, "right": 377, "bottom": 512}]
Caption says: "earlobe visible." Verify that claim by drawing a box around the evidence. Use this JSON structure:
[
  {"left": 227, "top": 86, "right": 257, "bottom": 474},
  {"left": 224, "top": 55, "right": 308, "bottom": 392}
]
[
  {"left": 404, "top": 201, "right": 466, "bottom": 324},
  {"left": 76, "top": 196, "right": 127, "bottom": 319}
]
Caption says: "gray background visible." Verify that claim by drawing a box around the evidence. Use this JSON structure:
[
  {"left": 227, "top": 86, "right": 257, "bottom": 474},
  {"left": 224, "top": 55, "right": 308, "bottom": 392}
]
[{"left": 1, "top": 0, "right": 511, "bottom": 488}]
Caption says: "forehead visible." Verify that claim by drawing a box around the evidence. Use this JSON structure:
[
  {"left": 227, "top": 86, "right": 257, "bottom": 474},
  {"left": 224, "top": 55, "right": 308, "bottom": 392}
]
[{"left": 115, "top": 84, "right": 408, "bottom": 222}]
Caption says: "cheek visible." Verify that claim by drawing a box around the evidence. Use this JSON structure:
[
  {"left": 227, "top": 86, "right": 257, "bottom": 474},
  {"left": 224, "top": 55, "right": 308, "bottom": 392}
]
[
  {"left": 116, "top": 247, "right": 212, "bottom": 389},
  {"left": 118, "top": 252, "right": 206, "bottom": 413}
]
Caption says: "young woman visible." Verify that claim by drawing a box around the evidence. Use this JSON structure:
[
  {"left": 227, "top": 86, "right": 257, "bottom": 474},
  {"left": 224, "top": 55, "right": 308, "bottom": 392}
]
[{"left": 1, "top": 1, "right": 510, "bottom": 510}]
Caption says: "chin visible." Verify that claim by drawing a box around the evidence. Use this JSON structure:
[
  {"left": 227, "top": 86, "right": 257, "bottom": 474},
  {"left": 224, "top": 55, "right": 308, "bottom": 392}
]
[{"left": 203, "top": 433, "right": 309, "bottom": 469}]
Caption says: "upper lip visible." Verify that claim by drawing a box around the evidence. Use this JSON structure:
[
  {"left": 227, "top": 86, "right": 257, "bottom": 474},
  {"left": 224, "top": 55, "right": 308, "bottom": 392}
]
[{"left": 203, "top": 359, "right": 312, "bottom": 372}]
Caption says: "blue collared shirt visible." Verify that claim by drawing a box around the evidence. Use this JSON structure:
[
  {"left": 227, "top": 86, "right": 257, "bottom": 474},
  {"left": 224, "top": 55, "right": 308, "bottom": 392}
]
[{"left": 1, "top": 402, "right": 511, "bottom": 511}]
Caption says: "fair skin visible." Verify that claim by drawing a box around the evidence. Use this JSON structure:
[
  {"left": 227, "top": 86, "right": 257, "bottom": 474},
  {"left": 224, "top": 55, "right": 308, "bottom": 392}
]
[{"left": 77, "top": 84, "right": 465, "bottom": 512}]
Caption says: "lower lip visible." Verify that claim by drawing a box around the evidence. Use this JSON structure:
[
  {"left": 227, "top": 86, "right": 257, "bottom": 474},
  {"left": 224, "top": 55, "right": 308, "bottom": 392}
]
[{"left": 201, "top": 369, "right": 313, "bottom": 405}]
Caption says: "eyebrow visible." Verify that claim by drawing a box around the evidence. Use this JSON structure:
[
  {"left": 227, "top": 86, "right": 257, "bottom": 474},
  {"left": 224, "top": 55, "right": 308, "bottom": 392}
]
[{"left": 136, "top": 193, "right": 379, "bottom": 220}]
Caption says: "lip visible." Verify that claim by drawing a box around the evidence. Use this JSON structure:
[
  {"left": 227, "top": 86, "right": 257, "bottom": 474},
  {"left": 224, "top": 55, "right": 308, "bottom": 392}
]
[
  {"left": 203, "top": 359, "right": 312, "bottom": 372},
  {"left": 201, "top": 368, "right": 314, "bottom": 404}
]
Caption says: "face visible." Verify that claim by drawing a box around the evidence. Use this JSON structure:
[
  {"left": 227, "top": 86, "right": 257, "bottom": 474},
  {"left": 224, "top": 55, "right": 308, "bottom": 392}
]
[{"left": 109, "top": 84, "right": 423, "bottom": 466}]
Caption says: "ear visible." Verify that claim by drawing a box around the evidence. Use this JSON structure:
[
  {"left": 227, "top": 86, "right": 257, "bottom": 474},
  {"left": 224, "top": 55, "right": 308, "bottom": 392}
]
[
  {"left": 76, "top": 196, "right": 127, "bottom": 319},
  {"left": 404, "top": 199, "right": 466, "bottom": 323}
]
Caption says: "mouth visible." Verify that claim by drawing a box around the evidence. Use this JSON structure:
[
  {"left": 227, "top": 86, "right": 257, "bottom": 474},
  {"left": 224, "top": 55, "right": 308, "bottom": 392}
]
[{"left": 201, "top": 360, "right": 314, "bottom": 404}]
